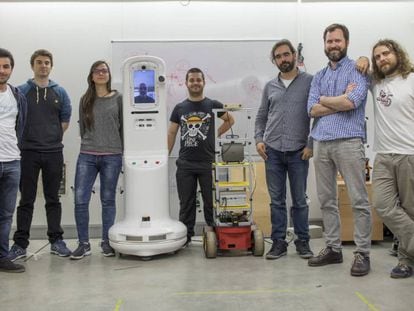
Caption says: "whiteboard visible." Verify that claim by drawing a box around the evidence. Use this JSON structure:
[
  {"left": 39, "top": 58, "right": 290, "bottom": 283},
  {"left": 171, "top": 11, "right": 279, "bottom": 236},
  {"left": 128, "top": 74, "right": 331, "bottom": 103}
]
[
  {"left": 111, "top": 39, "right": 278, "bottom": 109},
  {"left": 111, "top": 39, "right": 279, "bottom": 156}
]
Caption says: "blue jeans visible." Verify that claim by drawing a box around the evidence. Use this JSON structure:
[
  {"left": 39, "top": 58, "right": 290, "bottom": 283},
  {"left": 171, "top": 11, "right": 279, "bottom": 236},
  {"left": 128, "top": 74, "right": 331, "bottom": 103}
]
[
  {"left": 0, "top": 160, "right": 20, "bottom": 258},
  {"left": 265, "top": 147, "right": 310, "bottom": 241},
  {"left": 74, "top": 153, "right": 122, "bottom": 243}
]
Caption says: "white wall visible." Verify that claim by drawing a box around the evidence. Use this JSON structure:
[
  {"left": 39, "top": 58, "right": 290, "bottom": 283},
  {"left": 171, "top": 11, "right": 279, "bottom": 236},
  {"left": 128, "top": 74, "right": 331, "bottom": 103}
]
[{"left": 1, "top": 1, "right": 413, "bottom": 229}]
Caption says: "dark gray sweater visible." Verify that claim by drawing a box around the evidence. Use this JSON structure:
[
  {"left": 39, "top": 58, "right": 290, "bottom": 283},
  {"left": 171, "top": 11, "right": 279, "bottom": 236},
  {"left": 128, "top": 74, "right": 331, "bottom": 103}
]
[{"left": 79, "top": 91, "right": 123, "bottom": 154}]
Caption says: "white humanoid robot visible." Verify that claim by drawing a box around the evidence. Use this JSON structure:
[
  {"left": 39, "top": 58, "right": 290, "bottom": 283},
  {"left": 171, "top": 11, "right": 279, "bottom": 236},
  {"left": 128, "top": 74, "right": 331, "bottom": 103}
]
[{"left": 109, "top": 56, "right": 187, "bottom": 257}]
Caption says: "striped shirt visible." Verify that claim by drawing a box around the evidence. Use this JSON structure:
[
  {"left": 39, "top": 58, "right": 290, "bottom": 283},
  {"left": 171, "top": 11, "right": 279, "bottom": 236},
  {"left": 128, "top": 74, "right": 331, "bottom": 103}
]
[
  {"left": 255, "top": 70, "right": 313, "bottom": 152},
  {"left": 307, "top": 56, "right": 369, "bottom": 141}
]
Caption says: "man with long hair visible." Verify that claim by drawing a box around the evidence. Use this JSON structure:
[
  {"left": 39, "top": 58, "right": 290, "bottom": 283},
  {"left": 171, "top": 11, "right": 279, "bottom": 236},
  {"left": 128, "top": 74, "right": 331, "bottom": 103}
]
[
  {"left": 9, "top": 49, "right": 72, "bottom": 261},
  {"left": 370, "top": 39, "right": 414, "bottom": 278}
]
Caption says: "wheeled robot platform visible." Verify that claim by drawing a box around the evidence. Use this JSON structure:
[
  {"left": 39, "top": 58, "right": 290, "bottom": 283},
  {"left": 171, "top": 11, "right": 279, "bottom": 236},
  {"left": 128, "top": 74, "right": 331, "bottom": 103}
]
[{"left": 202, "top": 225, "right": 264, "bottom": 258}]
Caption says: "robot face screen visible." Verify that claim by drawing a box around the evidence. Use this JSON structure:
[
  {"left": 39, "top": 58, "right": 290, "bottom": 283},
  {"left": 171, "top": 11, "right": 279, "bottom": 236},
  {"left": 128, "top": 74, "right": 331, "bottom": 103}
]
[{"left": 134, "top": 69, "right": 156, "bottom": 104}]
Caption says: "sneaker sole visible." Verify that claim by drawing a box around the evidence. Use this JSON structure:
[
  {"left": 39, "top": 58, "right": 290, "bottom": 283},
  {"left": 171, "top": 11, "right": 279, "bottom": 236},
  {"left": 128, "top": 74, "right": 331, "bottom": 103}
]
[
  {"left": 390, "top": 272, "right": 413, "bottom": 279},
  {"left": 308, "top": 259, "right": 343, "bottom": 266},
  {"left": 50, "top": 251, "right": 71, "bottom": 257},
  {"left": 9, "top": 254, "right": 26, "bottom": 262},
  {"left": 298, "top": 252, "right": 314, "bottom": 259},
  {"left": 70, "top": 251, "right": 92, "bottom": 260},
  {"left": 351, "top": 270, "right": 370, "bottom": 277},
  {"left": 0, "top": 267, "right": 25, "bottom": 273},
  {"left": 265, "top": 251, "right": 287, "bottom": 260}
]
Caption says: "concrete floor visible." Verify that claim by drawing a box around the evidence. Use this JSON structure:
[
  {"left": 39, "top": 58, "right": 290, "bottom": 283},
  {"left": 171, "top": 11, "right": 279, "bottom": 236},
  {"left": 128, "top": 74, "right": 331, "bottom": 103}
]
[{"left": 1, "top": 238, "right": 413, "bottom": 311}]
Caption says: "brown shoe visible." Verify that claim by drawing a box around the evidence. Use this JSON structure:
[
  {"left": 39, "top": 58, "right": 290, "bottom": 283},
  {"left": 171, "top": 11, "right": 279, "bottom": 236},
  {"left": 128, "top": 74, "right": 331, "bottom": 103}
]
[
  {"left": 350, "top": 252, "right": 370, "bottom": 276},
  {"left": 308, "top": 247, "right": 343, "bottom": 266}
]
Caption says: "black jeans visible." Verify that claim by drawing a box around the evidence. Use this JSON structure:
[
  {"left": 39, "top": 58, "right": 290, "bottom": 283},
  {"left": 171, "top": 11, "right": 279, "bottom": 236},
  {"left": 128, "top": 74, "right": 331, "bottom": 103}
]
[
  {"left": 176, "top": 158, "right": 214, "bottom": 238},
  {"left": 13, "top": 150, "right": 64, "bottom": 248}
]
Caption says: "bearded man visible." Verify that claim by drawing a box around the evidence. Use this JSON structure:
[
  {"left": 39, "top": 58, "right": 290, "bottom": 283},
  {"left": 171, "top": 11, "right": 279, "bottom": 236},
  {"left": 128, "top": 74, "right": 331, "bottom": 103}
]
[
  {"left": 370, "top": 39, "right": 414, "bottom": 278},
  {"left": 306, "top": 24, "right": 372, "bottom": 277},
  {"left": 254, "top": 39, "right": 314, "bottom": 261}
]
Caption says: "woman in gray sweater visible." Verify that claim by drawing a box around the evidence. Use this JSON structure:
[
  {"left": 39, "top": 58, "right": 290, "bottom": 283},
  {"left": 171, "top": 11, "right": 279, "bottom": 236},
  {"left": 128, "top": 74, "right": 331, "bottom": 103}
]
[{"left": 71, "top": 60, "right": 123, "bottom": 260}]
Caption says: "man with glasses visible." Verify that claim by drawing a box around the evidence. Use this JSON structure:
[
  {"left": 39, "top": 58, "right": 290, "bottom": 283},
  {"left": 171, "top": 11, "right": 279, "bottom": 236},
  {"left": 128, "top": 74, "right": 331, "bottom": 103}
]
[{"left": 9, "top": 49, "right": 72, "bottom": 261}]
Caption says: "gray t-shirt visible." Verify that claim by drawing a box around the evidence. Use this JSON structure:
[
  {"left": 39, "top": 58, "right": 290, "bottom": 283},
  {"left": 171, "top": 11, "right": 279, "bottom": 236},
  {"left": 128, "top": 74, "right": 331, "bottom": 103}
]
[{"left": 79, "top": 91, "right": 123, "bottom": 154}]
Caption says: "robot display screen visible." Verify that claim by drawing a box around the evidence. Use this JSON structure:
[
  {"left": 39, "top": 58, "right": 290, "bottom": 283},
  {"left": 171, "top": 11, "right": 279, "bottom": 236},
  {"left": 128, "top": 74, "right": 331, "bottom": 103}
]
[{"left": 134, "top": 69, "right": 156, "bottom": 104}]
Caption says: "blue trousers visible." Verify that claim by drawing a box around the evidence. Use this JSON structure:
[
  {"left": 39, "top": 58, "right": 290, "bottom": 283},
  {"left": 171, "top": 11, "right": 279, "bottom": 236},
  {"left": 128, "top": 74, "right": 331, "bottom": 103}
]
[
  {"left": 265, "top": 147, "right": 310, "bottom": 241},
  {"left": 74, "top": 153, "right": 122, "bottom": 243},
  {"left": 0, "top": 160, "right": 20, "bottom": 258}
]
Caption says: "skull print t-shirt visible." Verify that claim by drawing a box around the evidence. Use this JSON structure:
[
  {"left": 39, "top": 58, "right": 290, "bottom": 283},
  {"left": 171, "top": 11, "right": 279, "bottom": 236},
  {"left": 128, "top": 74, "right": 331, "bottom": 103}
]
[{"left": 170, "top": 97, "right": 224, "bottom": 162}]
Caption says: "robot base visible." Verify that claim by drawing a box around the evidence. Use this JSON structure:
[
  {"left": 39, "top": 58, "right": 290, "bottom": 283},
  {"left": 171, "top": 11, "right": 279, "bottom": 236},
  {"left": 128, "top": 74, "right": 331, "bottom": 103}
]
[
  {"left": 110, "top": 238, "right": 187, "bottom": 257},
  {"left": 203, "top": 225, "right": 265, "bottom": 258},
  {"left": 216, "top": 226, "right": 252, "bottom": 250},
  {"left": 109, "top": 219, "right": 187, "bottom": 257}
]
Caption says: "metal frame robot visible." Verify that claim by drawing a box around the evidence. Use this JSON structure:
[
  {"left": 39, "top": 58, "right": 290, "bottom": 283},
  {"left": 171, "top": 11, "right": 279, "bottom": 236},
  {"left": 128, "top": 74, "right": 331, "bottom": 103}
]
[{"left": 203, "top": 107, "right": 264, "bottom": 258}]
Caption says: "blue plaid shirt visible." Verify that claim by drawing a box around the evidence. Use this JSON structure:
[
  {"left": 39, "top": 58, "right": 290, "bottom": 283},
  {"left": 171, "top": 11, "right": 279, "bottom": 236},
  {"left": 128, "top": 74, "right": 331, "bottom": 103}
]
[{"left": 307, "top": 56, "right": 369, "bottom": 141}]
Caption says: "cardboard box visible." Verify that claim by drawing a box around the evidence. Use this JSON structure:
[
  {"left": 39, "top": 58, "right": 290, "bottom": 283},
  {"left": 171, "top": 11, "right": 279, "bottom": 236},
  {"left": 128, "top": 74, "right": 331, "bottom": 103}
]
[
  {"left": 338, "top": 181, "right": 383, "bottom": 241},
  {"left": 251, "top": 162, "right": 271, "bottom": 237}
]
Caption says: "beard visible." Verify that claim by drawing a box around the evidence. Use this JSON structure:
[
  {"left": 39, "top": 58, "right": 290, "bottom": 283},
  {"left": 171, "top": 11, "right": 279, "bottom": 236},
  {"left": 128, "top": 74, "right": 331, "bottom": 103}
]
[
  {"left": 188, "top": 85, "right": 204, "bottom": 97},
  {"left": 277, "top": 60, "right": 295, "bottom": 73},
  {"left": 380, "top": 62, "right": 398, "bottom": 77},
  {"left": 325, "top": 46, "right": 347, "bottom": 62}
]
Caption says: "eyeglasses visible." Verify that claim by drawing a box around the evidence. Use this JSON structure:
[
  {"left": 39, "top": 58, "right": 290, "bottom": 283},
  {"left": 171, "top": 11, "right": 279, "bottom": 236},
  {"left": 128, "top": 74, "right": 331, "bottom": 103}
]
[{"left": 93, "top": 68, "right": 109, "bottom": 75}]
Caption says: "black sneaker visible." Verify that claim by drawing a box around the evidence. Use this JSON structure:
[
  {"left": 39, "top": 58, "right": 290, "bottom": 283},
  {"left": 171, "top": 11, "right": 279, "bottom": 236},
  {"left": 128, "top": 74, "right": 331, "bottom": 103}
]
[
  {"left": 294, "top": 239, "right": 314, "bottom": 259},
  {"left": 70, "top": 242, "right": 91, "bottom": 260},
  {"left": 308, "top": 247, "right": 343, "bottom": 266},
  {"left": 8, "top": 244, "right": 26, "bottom": 262},
  {"left": 350, "top": 252, "right": 370, "bottom": 276},
  {"left": 265, "top": 240, "right": 287, "bottom": 260},
  {"left": 390, "top": 263, "right": 413, "bottom": 279},
  {"left": 100, "top": 241, "right": 115, "bottom": 257},
  {"left": 0, "top": 257, "right": 25, "bottom": 273},
  {"left": 50, "top": 239, "right": 71, "bottom": 257}
]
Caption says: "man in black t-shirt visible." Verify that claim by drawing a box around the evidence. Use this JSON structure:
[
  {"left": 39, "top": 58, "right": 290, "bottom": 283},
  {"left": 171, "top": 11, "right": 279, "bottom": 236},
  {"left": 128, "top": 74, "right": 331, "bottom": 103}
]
[{"left": 168, "top": 68, "right": 234, "bottom": 245}]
